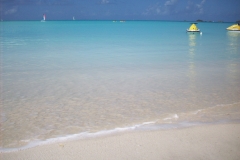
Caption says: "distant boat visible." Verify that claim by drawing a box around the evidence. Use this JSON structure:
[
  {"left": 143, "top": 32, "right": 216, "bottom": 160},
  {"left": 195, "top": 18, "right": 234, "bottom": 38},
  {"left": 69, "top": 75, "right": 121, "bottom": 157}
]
[
  {"left": 41, "top": 14, "right": 46, "bottom": 22},
  {"left": 186, "top": 23, "right": 200, "bottom": 33},
  {"left": 73, "top": 16, "right": 75, "bottom": 21},
  {"left": 226, "top": 23, "right": 240, "bottom": 31}
]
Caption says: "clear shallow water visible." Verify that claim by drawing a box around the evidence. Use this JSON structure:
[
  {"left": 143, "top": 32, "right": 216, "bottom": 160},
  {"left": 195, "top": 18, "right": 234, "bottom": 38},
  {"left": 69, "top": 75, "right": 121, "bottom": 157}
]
[{"left": 1, "top": 21, "right": 240, "bottom": 151}]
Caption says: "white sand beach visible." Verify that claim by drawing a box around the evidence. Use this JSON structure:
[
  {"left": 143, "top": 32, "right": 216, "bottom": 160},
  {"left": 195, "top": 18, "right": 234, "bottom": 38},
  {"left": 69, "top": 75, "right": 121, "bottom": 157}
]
[{"left": 1, "top": 123, "right": 240, "bottom": 160}]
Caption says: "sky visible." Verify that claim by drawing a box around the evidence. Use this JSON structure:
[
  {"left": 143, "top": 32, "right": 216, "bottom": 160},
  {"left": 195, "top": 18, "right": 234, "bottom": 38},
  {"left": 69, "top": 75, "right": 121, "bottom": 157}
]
[{"left": 0, "top": 0, "right": 240, "bottom": 22}]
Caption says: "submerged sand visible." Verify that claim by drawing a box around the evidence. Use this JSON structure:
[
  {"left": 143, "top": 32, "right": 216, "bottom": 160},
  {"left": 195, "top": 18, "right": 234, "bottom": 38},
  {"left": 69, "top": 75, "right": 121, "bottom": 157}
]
[{"left": 1, "top": 123, "right": 240, "bottom": 160}]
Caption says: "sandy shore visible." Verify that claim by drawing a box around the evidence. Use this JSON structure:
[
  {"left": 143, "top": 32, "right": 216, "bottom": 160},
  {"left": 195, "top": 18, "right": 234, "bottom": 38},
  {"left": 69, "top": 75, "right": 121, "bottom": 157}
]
[{"left": 1, "top": 123, "right": 240, "bottom": 160}]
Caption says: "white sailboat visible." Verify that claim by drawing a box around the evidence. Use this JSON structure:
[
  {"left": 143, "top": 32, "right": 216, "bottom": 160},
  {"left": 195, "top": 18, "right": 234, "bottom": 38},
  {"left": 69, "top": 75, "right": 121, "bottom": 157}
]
[
  {"left": 73, "top": 16, "right": 75, "bottom": 20},
  {"left": 41, "top": 14, "right": 46, "bottom": 22}
]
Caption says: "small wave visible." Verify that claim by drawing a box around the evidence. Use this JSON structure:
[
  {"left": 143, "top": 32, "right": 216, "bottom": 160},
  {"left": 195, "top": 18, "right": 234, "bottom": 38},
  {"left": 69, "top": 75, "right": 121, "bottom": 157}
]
[
  {"left": 142, "top": 121, "right": 156, "bottom": 125},
  {"left": 163, "top": 114, "right": 179, "bottom": 121},
  {"left": 1, "top": 102, "right": 239, "bottom": 153},
  {"left": 0, "top": 121, "right": 157, "bottom": 153}
]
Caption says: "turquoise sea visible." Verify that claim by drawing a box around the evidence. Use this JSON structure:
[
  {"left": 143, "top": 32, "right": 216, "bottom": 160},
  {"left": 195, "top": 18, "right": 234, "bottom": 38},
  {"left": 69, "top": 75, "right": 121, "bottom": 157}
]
[{"left": 1, "top": 21, "right": 240, "bottom": 151}]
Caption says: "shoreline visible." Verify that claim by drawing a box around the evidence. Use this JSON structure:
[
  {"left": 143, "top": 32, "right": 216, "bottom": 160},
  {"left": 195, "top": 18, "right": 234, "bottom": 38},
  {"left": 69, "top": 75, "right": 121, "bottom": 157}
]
[
  {"left": 1, "top": 119, "right": 237, "bottom": 153},
  {"left": 1, "top": 123, "right": 240, "bottom": 160},
  {"left": 0, "top": 120, "right": 199, "bottom": 153},
  {"left": 2, "top": 101, "right": 240, "bottom": 152}
]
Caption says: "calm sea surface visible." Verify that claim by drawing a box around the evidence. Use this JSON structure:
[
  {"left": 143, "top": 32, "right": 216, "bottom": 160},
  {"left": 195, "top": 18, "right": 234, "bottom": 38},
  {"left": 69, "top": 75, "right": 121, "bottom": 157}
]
[{"left": 1, "top": 21, "right": 240, "bottom": 151}]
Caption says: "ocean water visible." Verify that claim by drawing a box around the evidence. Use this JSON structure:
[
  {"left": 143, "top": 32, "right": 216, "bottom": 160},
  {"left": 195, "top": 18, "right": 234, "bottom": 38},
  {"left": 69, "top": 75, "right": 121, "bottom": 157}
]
[{"left": 1, "top": 21, "right": 240, "bottom": 151}]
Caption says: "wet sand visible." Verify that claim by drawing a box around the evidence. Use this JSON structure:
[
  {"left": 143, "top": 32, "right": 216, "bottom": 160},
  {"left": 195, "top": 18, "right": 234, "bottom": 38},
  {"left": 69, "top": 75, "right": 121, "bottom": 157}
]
[{"left": 1, "top": 123, "right": 240, "bottom": 160}]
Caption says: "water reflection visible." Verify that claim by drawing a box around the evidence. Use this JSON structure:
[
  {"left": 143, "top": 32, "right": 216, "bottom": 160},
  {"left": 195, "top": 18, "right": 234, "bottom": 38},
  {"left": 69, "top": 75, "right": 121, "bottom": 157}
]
[
  {"left": 187, "top": 34, "right": 198, "bottom": 89},
  {"left": 226, "top": 32, "right": 240, "bottom": 82}
]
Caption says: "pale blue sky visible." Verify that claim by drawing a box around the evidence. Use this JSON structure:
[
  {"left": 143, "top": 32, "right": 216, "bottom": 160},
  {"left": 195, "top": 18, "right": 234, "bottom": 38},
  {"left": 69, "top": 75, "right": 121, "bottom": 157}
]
[{"left": 1, "top": 0, "right": 240, "bottom": 22}]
